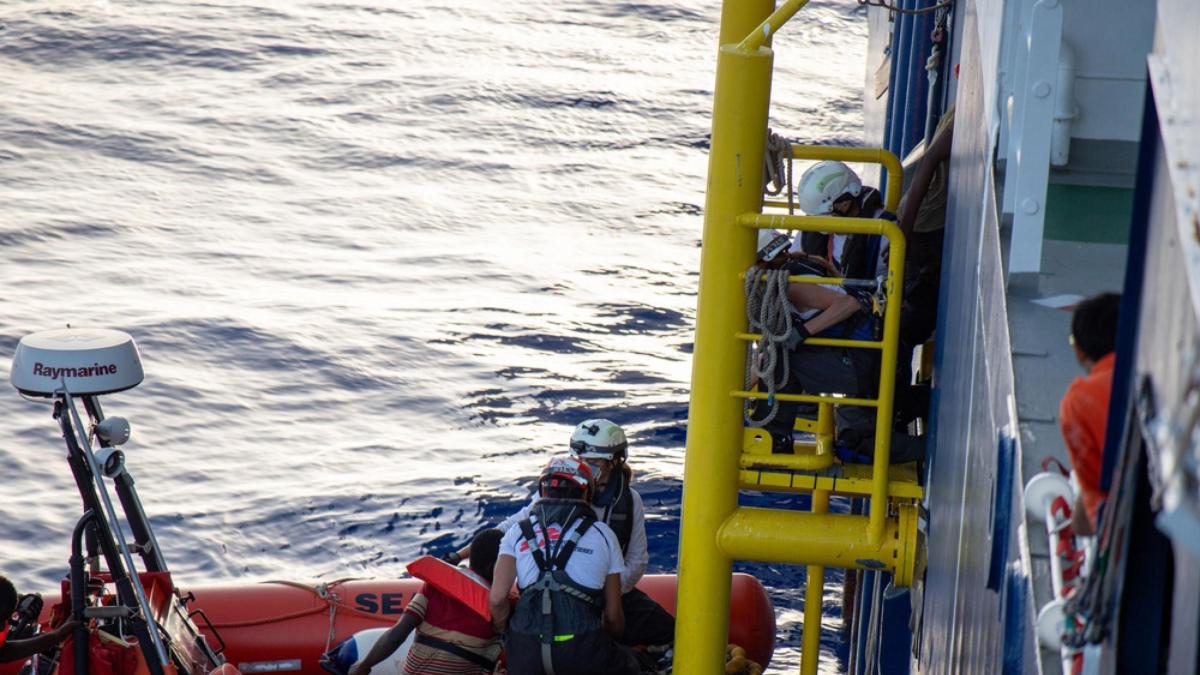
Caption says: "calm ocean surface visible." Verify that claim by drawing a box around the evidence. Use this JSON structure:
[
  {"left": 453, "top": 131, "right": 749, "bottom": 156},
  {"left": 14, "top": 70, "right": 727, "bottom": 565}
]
[{"left": 0, "top": 1, "right": 865, "bottom": 670}]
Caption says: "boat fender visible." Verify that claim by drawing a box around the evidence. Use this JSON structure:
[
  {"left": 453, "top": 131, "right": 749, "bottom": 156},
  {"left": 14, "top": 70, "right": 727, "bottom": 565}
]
[
  {"left": 318, "top": 628, "right": 411, "bottom": 675},
  {"left": 405, "top": 556, "right": 496, "bottom": 623}
]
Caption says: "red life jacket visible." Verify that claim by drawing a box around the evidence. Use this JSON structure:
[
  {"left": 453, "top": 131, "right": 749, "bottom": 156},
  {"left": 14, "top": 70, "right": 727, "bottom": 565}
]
[{"left": 406, "top": 556, "right": 493, "bottom": 622}]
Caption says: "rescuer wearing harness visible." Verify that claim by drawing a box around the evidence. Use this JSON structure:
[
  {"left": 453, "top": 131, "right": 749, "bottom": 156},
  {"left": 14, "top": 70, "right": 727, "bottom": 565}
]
[
  {"left": 450, "top": 420, "right": 675, "bottom": 649},
  {"left": 750, "top": 231, "right": 879, "bottom": 456},
  {"left": 488, "top": 457, "right": 645, "bottom": 675},
  {"left": 750, "top": 232, "right": 925, "bottom": 464},
  {"left": 0, "top": 575, "right": 77, "bottom": 664},
  {"left": 798, "top": 158, "right": 944, "bottom": 429},
  {"left": 794, "top": 160, "right": 893, "bottom": 281}
]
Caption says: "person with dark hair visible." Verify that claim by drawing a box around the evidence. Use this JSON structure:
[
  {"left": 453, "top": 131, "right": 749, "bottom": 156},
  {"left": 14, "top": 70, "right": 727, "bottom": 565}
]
[
  {"left": 489, "top": 457, "right": 647, "bottom": 675},
  {"left": 1060, "top": 292, "right": 1122, "bottom": 535},
  {"left": 348, "top": 530, "right": 503, "bottom": 675},
  {"left": 0, "top": 575, "right": 77, "bottom": 664},
  {"left": 466, "top": 530, "right": 503, "bottom": 584}
]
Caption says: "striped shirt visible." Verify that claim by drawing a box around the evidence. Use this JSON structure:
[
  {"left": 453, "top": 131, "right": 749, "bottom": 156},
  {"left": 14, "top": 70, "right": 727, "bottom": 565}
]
[{"left": 402, "top": 584, "right": 501, "bottom": 675}]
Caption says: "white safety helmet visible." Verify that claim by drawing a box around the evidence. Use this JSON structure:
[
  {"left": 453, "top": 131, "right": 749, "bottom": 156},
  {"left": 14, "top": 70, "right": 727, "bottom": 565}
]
[
  {"left": 756, "top": 230, "right": 792, "bottom": 263},
  {"left": 569, "top": 419, "right": 628, "bottom": 463},
  {"left": 796, "top": 161, "right": 863, "bottom": 216}
]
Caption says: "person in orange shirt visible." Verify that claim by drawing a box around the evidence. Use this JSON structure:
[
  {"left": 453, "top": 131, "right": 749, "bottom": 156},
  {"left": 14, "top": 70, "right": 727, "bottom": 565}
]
[{"left": 1059, "top": 292, "right": 1121, "bottom": 535}]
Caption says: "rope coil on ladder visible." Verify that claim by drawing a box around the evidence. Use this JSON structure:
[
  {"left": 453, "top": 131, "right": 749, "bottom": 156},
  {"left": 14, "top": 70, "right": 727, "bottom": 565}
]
[
  {"left": 763, "top": 129, "right": 796, "bottom": 214},
  {"left": 744, "top": 265, "right": 795, "bottom": 427}
]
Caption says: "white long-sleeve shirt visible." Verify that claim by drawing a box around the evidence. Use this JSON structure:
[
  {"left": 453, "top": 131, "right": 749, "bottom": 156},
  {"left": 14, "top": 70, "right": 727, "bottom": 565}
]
[{"left": 497, "top": 489, "right": 649, "bottom": 594}]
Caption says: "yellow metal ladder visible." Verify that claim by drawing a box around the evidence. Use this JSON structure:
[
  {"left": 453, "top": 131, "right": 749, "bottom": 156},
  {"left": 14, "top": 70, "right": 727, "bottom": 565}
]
[{"left": 673, "top": 2, "right": 923, "bottom": 672}]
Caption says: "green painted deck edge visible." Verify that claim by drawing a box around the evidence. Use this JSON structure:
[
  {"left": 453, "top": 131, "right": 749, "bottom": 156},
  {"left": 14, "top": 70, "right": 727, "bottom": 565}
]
[{"left": 1044, "top": 184, "right": 1134, "bottom": 243}]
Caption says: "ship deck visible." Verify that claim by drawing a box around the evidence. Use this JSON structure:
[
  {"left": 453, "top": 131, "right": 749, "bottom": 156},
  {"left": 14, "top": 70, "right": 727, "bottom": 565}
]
[{"left": 1006, "top": 179, "right": 1133, "bottom": 674}]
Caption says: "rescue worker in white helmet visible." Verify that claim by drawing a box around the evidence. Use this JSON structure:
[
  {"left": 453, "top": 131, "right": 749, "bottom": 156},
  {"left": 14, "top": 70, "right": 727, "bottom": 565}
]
[
  {"left": 489, "top": 457, "right": 646, "bottom": 674},
  {"left": 781, "top": 163, "right": 929, "bottom": 464},
  {"left": 794, "top": 160, "right": 893, "bottom": 281},
  {"left": 449, "top": 420, "right": 675, "bottom": 650}
]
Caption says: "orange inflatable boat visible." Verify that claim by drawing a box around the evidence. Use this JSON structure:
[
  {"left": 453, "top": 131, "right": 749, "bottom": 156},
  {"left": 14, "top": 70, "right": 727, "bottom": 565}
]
[{"left": 3, "top": 573, "right": 774, "bottom": 675}]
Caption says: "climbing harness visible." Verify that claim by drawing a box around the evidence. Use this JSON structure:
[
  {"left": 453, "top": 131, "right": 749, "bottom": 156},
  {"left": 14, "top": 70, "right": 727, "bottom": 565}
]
[
  {"left": 744, "top": 265, "right": 795, "bottom": 427},
  {"left": 514, "top": 502, "right": 603, "bottom": 675}
]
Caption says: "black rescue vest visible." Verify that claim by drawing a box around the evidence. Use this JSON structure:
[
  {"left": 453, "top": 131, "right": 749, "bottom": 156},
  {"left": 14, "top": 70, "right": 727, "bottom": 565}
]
[
  {"left": 509, "top": 499, "right": 605, "bottom": 675},
  {"left": 797, "top": 187, "right": 891, "bottom": 282},
  {"left": 592, "top": 471, "right": 633, "bottom": 555}
]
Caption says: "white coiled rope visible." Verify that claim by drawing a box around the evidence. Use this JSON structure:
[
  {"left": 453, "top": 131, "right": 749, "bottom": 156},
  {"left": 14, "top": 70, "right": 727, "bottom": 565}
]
[
  {"left": 744, "top": 265, "right": 796, "bottom": 426},
  {"left": 763, "top": 129, "right": 796, "bottom": 214}
]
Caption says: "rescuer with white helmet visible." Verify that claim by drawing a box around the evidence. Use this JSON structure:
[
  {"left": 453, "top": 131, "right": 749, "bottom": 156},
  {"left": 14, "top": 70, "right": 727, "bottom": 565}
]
[
  {"left": 450, "top": 419, "right": 676, "bottom": 651},
  {"left": 490, "top": 457, "right": 644, "bottom": 674},
  {"left": 794, "top": 160, "right": 892, "bottom": 282},
  {"left": 766, "top": 162, "right": 926, "bottom": 466},
  {"left": 796, "top": 160, "right": 864, "bottom": 216}
]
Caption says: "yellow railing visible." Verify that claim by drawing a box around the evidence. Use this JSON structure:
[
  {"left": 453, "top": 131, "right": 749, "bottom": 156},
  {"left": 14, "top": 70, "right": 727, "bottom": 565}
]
[
  {"left": 737, "top": 0, "right": 814, "bottom": 51},
  {"left": 739, "top": 213, "right": 907, "bottom": 548},
  {"left": 673, "top": 1, "right": 918, "bottom": 672}
]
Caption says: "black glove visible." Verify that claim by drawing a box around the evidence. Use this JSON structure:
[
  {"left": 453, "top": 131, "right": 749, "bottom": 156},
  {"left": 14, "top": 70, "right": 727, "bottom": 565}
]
[
  {"left": 786, "top": 323, "right": 811, "bottom": 350},
  {"left": 441, "top": 550, "right": 463, "bottom": 564}
]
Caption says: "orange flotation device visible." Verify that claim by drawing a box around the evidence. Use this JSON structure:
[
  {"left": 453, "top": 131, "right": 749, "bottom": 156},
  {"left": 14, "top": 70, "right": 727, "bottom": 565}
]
[
  {"left": 405, "top": 556, "right": 492, "bottom": 622},
  {"left": 3, "top": 574, "right": 774, "bottom": 674}
]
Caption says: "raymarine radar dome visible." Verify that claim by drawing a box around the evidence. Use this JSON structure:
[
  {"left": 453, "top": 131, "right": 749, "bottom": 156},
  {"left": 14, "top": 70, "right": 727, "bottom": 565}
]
[{"left": 11, "top": 328, "right": 144, "bottom": 397}]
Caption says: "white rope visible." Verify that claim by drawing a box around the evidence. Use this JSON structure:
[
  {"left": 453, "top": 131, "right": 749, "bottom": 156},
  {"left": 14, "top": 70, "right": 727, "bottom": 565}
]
[
  {"left": 763, "top": 129, "right": 796, "bottom": 214},
  {"left": 744, "top": 265, "right": 795, "bottom": 427}
]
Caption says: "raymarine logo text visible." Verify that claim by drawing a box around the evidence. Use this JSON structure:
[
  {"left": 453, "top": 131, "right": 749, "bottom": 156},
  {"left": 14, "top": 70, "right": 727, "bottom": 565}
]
[{"left": 32, "top": 362, "right": 118, "bottom": 379}]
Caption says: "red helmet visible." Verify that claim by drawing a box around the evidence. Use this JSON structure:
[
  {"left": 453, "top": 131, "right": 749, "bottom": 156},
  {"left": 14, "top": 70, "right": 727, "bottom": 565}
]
[{"left": 539, "top": 456, "right": 594, "bottom": 501}]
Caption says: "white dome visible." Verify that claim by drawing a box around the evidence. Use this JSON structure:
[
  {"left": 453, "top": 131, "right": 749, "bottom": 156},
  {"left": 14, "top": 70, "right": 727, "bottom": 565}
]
[{"left": 11, "top": 328, "right": 144, "bottom": 397}]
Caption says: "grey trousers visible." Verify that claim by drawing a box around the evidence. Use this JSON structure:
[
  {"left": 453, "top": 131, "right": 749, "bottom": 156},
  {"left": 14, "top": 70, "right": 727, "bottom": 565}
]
[{"left": 754, "top": 346, "right": 925, "bottom": 463}]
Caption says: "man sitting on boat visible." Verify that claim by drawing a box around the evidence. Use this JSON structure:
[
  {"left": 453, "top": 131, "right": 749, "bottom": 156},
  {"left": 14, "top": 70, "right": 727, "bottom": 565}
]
[
  {"left": 348, "top": 531, "right": 504, "bottom": 675},
  {"left": 488, "top": 457, "right": 649, "bottom": 675},
  {"left": 449, "top": 420, "right": 675, "bottom": 650}
]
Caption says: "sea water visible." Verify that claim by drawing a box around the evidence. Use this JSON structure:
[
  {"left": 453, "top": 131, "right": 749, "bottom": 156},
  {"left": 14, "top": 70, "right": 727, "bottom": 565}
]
[{"left": 0, "top": 1, "right": 866, "bottom": 670}]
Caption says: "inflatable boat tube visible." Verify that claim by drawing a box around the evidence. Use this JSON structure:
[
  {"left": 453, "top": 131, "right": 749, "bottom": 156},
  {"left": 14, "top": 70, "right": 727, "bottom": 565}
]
[{"left": 4, "top": 574, "right": 774, "bottom": 674}]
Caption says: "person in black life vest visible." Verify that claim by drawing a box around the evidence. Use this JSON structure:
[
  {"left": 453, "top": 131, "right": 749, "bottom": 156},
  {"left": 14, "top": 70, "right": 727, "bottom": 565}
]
[
  {"left": 489, "top": 457, "right": 646, "bottom": 675},
  {"left": 794, "top": 160, "right": 894, "bottom": 282},
  {"left": 0, "top": 575, "right": 78, "bottom": 664},
  {"left": 798, "top": 151, "right": 954, "bottom": 431},
  {"left": 751, "top": 232, "right": 925, "bottom": 464},
  {"left": 449, "top": 420, "right": 675, "bottom": 650}
]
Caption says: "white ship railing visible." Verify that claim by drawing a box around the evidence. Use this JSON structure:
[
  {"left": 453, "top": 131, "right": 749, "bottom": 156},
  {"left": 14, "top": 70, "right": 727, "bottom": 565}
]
[{"left": 1025, "top": 469, "right": 1094, "bottom": 675}]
